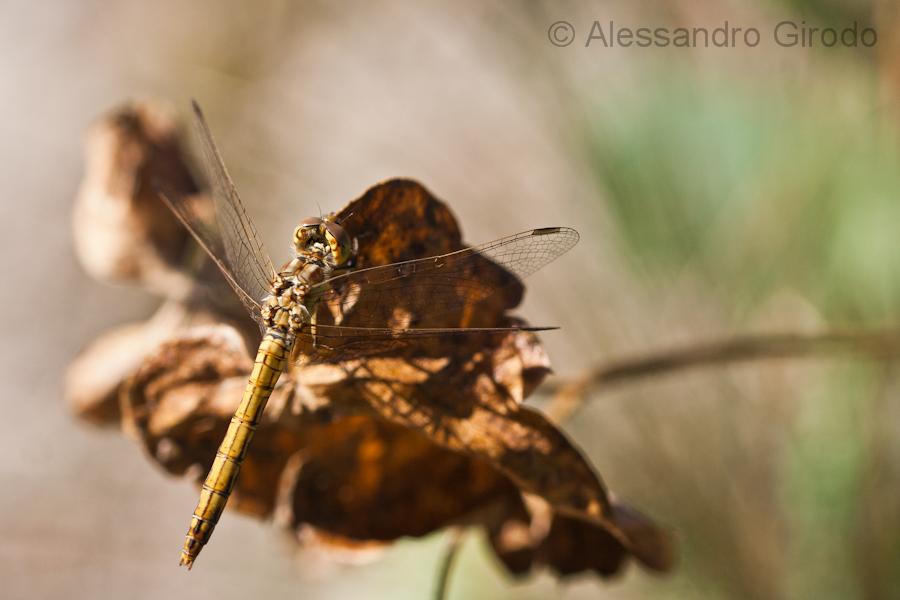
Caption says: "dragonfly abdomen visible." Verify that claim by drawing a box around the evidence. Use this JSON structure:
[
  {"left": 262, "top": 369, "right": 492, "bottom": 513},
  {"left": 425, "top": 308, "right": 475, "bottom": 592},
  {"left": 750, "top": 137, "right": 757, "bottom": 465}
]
[{"left": 179, "top": 329, "right": 291, "bottom": 568}]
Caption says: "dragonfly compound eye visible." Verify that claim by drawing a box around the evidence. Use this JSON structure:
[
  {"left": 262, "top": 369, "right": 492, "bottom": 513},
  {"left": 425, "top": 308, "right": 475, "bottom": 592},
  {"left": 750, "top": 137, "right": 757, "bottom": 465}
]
[
  {"left": 324, "top": 221, "right": 353, "bottom": 266},
  {"left": 293, "top": 217, "right": 324, "bottom": 253}
]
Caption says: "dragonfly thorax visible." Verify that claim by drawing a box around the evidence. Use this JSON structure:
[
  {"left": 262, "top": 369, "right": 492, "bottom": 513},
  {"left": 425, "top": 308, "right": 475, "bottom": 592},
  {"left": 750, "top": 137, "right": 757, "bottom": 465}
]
[
  {"left": 259, "top": 216, "right": 356, "bottom": 334},
  {"left": 260, "top": 272, "right": 314, "bottom": 333}
]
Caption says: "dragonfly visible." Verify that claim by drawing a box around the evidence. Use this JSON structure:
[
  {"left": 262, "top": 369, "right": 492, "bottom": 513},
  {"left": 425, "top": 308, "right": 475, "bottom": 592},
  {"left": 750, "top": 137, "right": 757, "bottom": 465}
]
[{"left": 159, "top": 100, "right": 580, "bottom": 569}]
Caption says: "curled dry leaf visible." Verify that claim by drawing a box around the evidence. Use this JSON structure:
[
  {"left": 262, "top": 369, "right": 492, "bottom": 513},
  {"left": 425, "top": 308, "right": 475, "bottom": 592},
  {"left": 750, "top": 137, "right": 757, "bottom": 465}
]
[
  {"left": 66, "top": 301, "right": 186, "bottom": 425},
  {"left": 72, "top": 100, "right": 196, "bottom": 293},
  {"left": 290, "top": 327, "right": 672, "bottom": 572},
  {"left": 66, "top": 102, "right": 260, "bottom": 424},
  {"left": 121, "top": 321, "right": 672, "bottom": 576},
  {"left": 68, "top": 100, "right": 674, "bottom": 580},
  {"left": 121, "top": 325, "right": 298, "bottom": 517},
  {"left": 65, "top": 300, "right": 257, "bottom": 425}
]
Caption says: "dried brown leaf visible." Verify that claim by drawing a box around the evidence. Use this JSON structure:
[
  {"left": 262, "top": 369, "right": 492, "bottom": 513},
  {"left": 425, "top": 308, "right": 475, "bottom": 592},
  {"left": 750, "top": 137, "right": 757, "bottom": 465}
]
[
  {"left": 120, "top": 323, "right": 670, "bottom": 576},
  {"left": 73, "top": 100, "right": 197, "bottom": 293},
  {"left": 293, "top": 329, "right": 672, "bottom": 572},
  {"left": 69, "top": 102, "right": 674, "bottom": 581},
  {"left": 121, "top": 325, "right": 299, "bottom": 516}
]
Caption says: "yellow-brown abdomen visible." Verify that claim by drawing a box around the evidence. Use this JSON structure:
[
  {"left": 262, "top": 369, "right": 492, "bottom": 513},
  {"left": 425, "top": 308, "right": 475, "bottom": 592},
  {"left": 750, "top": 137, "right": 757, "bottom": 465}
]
[{"left": 179, "top": 329, "right": 290, "bottom": 568}]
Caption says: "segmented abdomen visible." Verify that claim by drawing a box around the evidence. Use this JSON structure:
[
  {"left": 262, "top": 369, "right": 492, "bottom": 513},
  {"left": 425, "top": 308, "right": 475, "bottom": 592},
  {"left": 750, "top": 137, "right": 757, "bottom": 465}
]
[{"left": 179, "top": 329, "right": 290, "bottom": 568}]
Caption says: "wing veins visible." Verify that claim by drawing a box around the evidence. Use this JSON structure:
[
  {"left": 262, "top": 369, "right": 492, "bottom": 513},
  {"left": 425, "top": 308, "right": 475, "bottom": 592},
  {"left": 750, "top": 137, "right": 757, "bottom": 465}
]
[
  {"left": 158, "top": 190, "right": 262, "bottom": 313},
  {"left": 190, "top": 100, "right": 276, "bottom": 300}
]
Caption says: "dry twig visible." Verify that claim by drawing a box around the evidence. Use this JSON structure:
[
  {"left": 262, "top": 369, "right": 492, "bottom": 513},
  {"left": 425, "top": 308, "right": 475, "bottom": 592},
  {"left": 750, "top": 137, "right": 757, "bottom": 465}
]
[{"left": 545, "top": 328, "right": 900, "bottom": 423}]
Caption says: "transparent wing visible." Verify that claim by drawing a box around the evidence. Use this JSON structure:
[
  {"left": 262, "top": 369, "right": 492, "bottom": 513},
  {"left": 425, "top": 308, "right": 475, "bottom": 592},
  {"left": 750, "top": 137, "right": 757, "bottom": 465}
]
[
  {"left": 292, "top": 324, "right": 556, "bottom": 364},
  {"left": 294, "top": 227, "right": 579, "bottom": 363},
  {"left": 158, "top": 101, "right": 277, "bottom": 321},
  {"left": 311, "top": 226, "right": 578, "bottom": 323}
]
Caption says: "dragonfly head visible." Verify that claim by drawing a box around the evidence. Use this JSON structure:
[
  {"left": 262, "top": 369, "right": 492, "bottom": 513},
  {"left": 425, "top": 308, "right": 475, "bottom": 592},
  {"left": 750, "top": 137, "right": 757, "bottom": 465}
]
[{"left": 292, "top": 216, "right": 354, "bottom": 267}]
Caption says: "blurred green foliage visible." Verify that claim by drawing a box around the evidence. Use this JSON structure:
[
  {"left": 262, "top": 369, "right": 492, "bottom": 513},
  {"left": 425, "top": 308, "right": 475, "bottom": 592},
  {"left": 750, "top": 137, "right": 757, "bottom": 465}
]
[
  {"left": 784, "top": 364, "right": 870, "bottom": 600},
  {"left": 772, "top": 0, "right": 874, "bottom": 29},
  {"left": 585, "top": 71, "right": 900, "bottom": 323},
  {"left": 580, "top": 36, "right": 900, "bottom": 596}
]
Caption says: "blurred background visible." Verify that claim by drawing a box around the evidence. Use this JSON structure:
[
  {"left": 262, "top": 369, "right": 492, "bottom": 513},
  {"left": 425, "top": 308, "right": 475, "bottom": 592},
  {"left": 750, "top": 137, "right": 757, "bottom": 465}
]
[{"left": 2, "top": 0, "right": 899, "bottom": 598}]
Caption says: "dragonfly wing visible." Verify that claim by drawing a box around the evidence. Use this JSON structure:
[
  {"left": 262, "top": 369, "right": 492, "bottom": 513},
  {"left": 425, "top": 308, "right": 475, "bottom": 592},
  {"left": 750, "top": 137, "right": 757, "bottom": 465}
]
[
  {"left": 291, "top": 227, "right": 578, "bottom": 365},
  {"left": 309, "top": 227, "right": 579, "bottom": 329},
  {"left": 157, "top": 101, "right": 277, "bottom": 323},
  {"left": 291, "top": 323, "right": 556, "bottom": 364}
]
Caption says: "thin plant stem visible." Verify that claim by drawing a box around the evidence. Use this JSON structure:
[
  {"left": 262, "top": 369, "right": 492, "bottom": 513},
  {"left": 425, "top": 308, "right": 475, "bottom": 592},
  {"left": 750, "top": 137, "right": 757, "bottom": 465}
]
[
  {"left": 543, "top": 327, "right": 900, "bottom": 423},
  {"left": 433, "top": 527, "right": 466, "bottom": 600}
]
